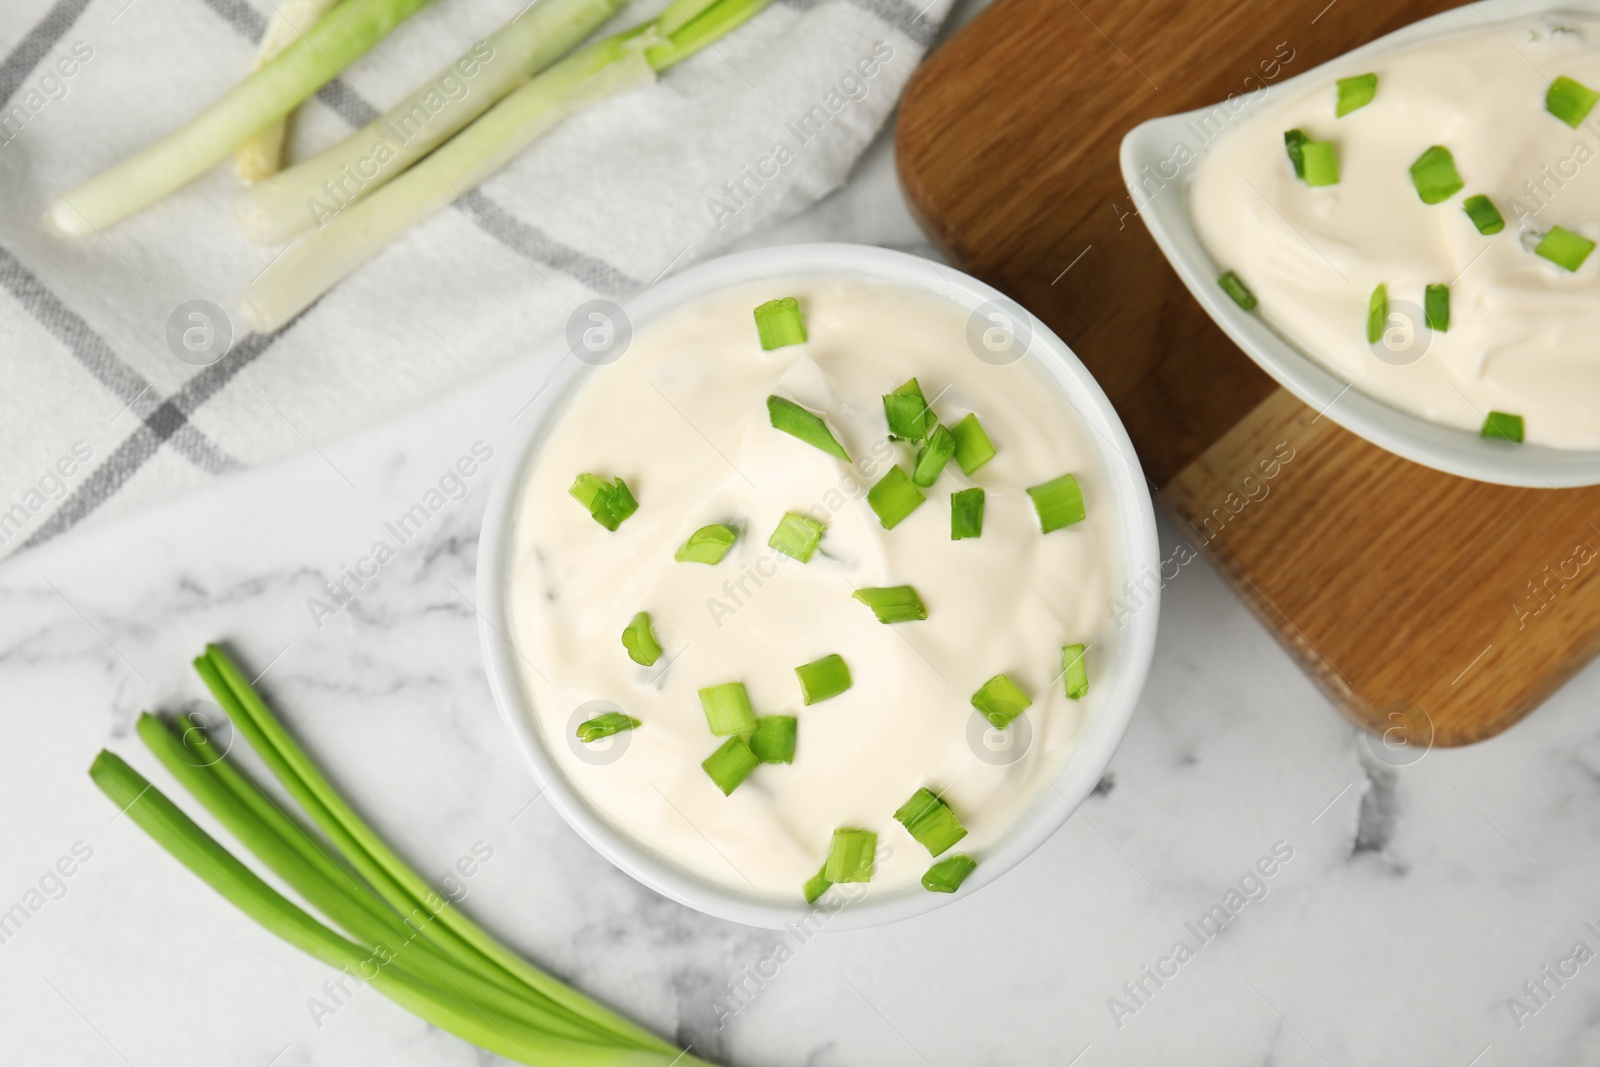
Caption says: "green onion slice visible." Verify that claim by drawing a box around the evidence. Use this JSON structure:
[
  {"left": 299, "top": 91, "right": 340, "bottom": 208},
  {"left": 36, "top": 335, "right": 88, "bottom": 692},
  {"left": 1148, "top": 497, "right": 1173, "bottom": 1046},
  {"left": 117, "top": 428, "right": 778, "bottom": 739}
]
[
  {"left": 951, "top": 487, "right": 985, "bottom": 540},
  {"left": 1547, "top": 75, "right": 1600, "bottom": 128},
  {"left": 1409, "top": 145, "right": 1463, "bottom": 204},
  {"left": 852, "top": 585, "right": 927, "bottom": 623},
  {"left": 951, "top": 412, "right": 997, "bottom": 475},
  {"left": 803, "top": 863, "right": 832, "bottom": 903},
  {"left": 1061, "top": 643, "right": 1089, "bottom": 700},
  {"left": 675, "top": 524, "right": 737, "bottom": 564},
  {"left": 1218, "top": 270, "right": 1258, "bottom": 311},
  {"left": 971, "top": 673, "right": 1032, "bottom": 729},
  {"left": 766, "top": 395, "right": 851, "bottom": 461},
  {"left": 749, "top": 716, "right": 797, "bottom": 764},
  {"left": 1425, "top": 284, "right": 1450, "bottom": 333},
  {"left": 921, "top": 854, "right": 977, "bottom": 894},
  {"left": 576, "top": 712, "right": 641, "bottom": 743},
  {"left": 1335, "top": 73, "right": 1378, "bottom": 116},
  {"left": 867, "top": 465, "right": 926, "bottom": 529},
  {"left": 883, "top": 378, "right": 936, "bottom": 443},
  {"left": 698, "top": 682, "right": 757, "bottom": 735},
  {"left": 1283, "top": 129, "right": 1309, "bottom": 177},
  {"left": 1301, "top": 140, "right": 1339, "bottom": 187},
  {"left": 823, "top": 828, "right": 876, "bottom": 882},
  {"left": 768, "top": 511, "right": 826, "bottom": 563},
  {"left": 912, "top": 424, "right": 956, "bottom": 487},
  {"left": 1535, "top": 225, "right": 1596, "bottom": 272},
  {"left": 702, "top": 736, "right": 759, "bottom": 795},
  {"left": 1027, "top": 473, "right": 1086, "bottom": 533},
  {"left": 568, "top": 473, "right": 638, "bottom": 531},
  {"left": 1480, "top": 411, "right": 1525, "bottom": 442},
  {"left": 620, "top": 612, "right": 662, "bottom": 666},
  {"left": 893, "top": 788, "right": 968, "bottom": 857},
  {"left": 1462, "top": 194, "right": 1505, "bottom": 235},
  {"left": 753, "top": 297, "right": 807, "bottom": 350},
  {"left": 795, "top": 653, "right": 852, "bottom": 705},
  {"left": 1366, "top": 284, "right": 1388, "bottom": 345}
]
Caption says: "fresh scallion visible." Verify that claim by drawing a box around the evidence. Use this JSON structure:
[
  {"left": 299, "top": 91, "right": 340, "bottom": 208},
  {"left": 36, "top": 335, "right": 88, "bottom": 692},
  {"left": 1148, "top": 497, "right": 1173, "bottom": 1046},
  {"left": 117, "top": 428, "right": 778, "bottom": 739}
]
[
  {"left": 569, "top": 473, "right": 638, "bottom": 531},
  {"left": 893, "top": 788, "right": 968, "bottom": 857},
  {"left": 921, "top": 854, "right": 977, "bottom": 894},
  {"left": 1335, "top": 73, "right": 1378, "bottom": 116},
  {"left": 867, "top": 465, "right": 926, "bottom": 529},
  {"left": 1061, "top": 644, "right": 1089, "bottom": 699},
  {"left": 753, "top": 297, "right": 807, "bottom": 349},
  {"left": 1027, "top": 473, "right": 1086, "bottom": 533},
  {"left": 1535, "top": 225, "right": 1596, "bottom": 272},
  {"left": 794, "top": 653, "right": 851, "bottom": 705},
  {"left": 1463, "top": 194, "right": 1505, "bottom": 235},
  {"left": 766, "top": 396, "right": 852, "bottom": 461},
  {"left": 1480, "top": 411, "right": 1525, "bottom": 442},
  {"left": 823, "top": 828, "right": 876, "bottom": 882},
  {"left": 748, "top": 716, "right": 797, "bottom": 764},
  {"left": 1283, "top": 129, "right": 1309, "bottom": 178},
  {"left": 675, "top": 524, "right": 737, "bottom": 564},
  {"left": 803, "top": 863, "right": 832, "bottom": 903},
  {"left": 852, "top": 585, "right": 927, "bottom": 623},
  {"left": 1425, "top": 284, "right": 1450, "bottom": 332},
  {"left": 702, "top": 736, "right": 759, "bottom": 795},
  {"left": 883, "top": 378, "right": 935, "bottom": 443},
  {"left": 577, "top": 712, "right": 642, "bottom": 743},
  {"left": 1301, "top": 140, "right": 1339, "bottom": 187},
  {"left": 1366, "top": 284, "right": 1388, "bottom": 345},
  {"left": 1409, "top": 145, "right": 1464, "bottom": 204},
  {"left": 951, "top": 487, "right": 985, "bottom": 540},
  {"left": 1547, "top": 75, "right": 1600, "bottom": 128},
  {"left": 951, "top": 412, "right": 997, "bottom": 475},
  {"left": 768, "top": 511, "right": 826, "bottom": 563},
  {"left": 1218, "top": 270, "right": 1258, "bottom": 311},
  {"left": 621, "top": 612, "right": 662, "bottom": 666},
  {"left": 698, "top": 682, "right": 757, "bottom": 735},
  {"left": 971, "top": 673, "right": 1032, "bottom": 729},
  {"left": 912, "top": 424, "right": 956, "bottom": 487}
]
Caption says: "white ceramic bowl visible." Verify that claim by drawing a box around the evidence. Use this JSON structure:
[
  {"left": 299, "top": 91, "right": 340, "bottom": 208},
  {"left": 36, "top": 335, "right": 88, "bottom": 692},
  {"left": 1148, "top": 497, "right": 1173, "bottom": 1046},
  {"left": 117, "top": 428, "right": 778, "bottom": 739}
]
[
  {"left": 1121, "top": 0, "right": 1600, "bottom": 488},
  {"left": 476, "top": 244, "right": 1160, "bottom": 929}
]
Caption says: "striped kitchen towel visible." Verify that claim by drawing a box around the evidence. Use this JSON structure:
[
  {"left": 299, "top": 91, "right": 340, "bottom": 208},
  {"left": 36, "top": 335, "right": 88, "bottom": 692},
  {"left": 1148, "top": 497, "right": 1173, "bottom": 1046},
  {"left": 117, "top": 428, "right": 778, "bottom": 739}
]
[{"left": 0, "top": 0, "right": 949, "bottom": 557}]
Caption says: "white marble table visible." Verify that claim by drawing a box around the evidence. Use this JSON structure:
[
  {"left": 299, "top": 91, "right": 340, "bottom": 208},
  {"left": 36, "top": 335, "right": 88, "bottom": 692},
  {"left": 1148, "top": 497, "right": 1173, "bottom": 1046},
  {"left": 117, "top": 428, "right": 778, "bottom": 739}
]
[{"left": 7, "top": 24, "right": 1600, "bottom": 1067}]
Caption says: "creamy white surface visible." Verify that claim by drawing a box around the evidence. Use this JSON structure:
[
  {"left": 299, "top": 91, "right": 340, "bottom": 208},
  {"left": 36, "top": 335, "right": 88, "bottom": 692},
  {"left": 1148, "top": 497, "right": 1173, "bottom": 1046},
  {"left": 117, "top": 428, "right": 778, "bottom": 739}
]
[
  {"left": 507, "top": 276, "right": 1121, "bottom": 899},
  {"left": 1191, "top": 15, "right": 1600, "bottom": 448}
]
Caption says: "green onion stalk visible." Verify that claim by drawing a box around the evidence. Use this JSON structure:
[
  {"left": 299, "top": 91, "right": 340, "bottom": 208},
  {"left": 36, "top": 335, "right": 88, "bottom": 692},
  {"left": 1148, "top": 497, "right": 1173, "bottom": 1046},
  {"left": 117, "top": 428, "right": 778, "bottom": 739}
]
[
  {"left": 234, "top": 0, "right": 345, "bottom": 185},
  {"left": 235, "top": 0, "right": 668, "bottom": 244},
  {"left": 239, "top": 0, "right": 775, "bottom": 334},
  {"left": 44, "top": 0, "right": 439, "bottom": 236}
]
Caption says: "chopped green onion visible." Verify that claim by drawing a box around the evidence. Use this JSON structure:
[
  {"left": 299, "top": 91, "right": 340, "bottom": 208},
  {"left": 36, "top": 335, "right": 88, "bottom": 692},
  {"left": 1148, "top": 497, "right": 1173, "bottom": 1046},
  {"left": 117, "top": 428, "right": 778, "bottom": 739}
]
[
  {"left": 1061, "top": 644, "right": 1089, "bottom": 700},
  {"left": 1218, "top": 270, "right": 1258, "bottom": 311},
  {"left": 768, "top": 511, "right": 826, "bottom": 563},
  {"left": 852, "top": 585, "right": 927, "bottom": 624},
  {"left": 867, "top": 465, "right": 926, "bottom": 529},
  {"left": 748, "top": 716, "right": 797, "bottom": 764},
  {"left": 883, "top": 378, "right": 936, "bottom": 443},
  {"left": 951, "top": 487, "right": 985, "bottom": 540},
  {"left": 698, "top": 682, "right": 757, "bottom": 735},
  {"left": 921, "top": 854, "right": 977, "bottom": 893},
  {"left": 1335, "top": 73, "right": 1378, "bottom": 116},
  {"left": 620, "top": 612, "right": 662, "bottom": 666},
  {"left": 893, "top": 788, "right": 968, "bottom": 857},
  {"left": 823, "top": 828, "right": 876, "bottom": 882},
  {"left": 576, "top": 712, "right": 641, "bottom": 743},
  {"left": 951, "top": 412, "right": 997, "bottom": 475},
  {"left": 1425, "top": 284, "right": 1450, "bottom": 332},
  {"left": 1480, "top": 411, "right": 1525, "bottom": 442},
  {"left": 675, "top": 523, "right": 737, "bottom": 564},
  {"left": 912, "top": 424, "right": 956, "bottom": 487},
  {"left": 795, "top": 653, "right": 852, "bottom": 704},
  {"left": 1408, "top": 145, "right": 1463, "bottom": 204},
  {"left": 702, "top": 736, "right": 759, "bottom": 795},
  {"left": 1547, "top": 75, "right": 1600, "bottom": 128},
  {"left": 1283, "top": 129, "right": 1309, "bottom": 178},
  {"left": 1027, "top": 473, "right": 1086, "bottom": 533},
  {"left": 1366, "top": 283, "right": 1388, "bottom": 345},
  {"left": 1300, "top": 140, "right": 1339, "bottom": 187},
  {"left": 766, "top": 396, "right": 852, "bottom": 461},
  {"left": 1535, "top": 225, "right": 1596, "bottom": 272},
  {"left": 971, "top": 673, "right": 1032, "bottom": 729},
  {"left": 568, "top": 473, "right": 638, "bottom": 531},
  {"left": 753, "top": 297, "right": 807, "bottom": 349},
  {"left": 1462, "top": 194, "right": 1505, "bottom": 235},
  {"left": 803, "top": 863, "right": 831, "bottom": 903}
]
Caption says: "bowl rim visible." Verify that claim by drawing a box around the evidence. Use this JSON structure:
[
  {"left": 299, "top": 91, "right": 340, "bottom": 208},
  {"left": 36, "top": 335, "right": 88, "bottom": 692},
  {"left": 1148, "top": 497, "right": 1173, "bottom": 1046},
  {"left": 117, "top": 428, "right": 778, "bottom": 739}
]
[
  {"left": 1119, "top": 0, "right": 1600, "bottom": 488},
  {"left": 475, "top": 242, "right": 1162, "bottom": 930}
]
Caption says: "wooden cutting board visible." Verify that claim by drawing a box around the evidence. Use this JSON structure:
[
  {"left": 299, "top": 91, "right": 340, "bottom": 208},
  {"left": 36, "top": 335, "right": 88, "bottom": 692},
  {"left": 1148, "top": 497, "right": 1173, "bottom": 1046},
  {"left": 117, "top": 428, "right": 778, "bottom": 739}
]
[{"left": 896, "top": 0, "right": 1600, "bottom": 746}]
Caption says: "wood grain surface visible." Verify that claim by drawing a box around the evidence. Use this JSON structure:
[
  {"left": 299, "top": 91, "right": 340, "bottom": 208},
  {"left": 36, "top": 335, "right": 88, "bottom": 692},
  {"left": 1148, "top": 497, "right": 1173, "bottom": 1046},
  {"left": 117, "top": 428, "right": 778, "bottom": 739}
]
[{"left": 896, "top": 0, "right": 1600, "bottom": 744}]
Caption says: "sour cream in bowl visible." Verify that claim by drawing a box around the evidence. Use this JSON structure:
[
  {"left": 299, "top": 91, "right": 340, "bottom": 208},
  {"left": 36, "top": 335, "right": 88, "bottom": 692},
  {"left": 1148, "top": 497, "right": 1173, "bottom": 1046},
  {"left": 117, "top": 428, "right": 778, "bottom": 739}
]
[{"left": 477, "top": 245, "right": 1158, "bottom": 930}]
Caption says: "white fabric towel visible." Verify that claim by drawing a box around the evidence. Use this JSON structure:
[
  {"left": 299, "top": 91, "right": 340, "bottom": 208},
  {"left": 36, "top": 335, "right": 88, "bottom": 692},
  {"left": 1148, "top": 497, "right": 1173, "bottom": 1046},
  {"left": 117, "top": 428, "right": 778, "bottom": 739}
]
[{"left": 0, "top": 0, "right": 949, "bottom": 556}]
